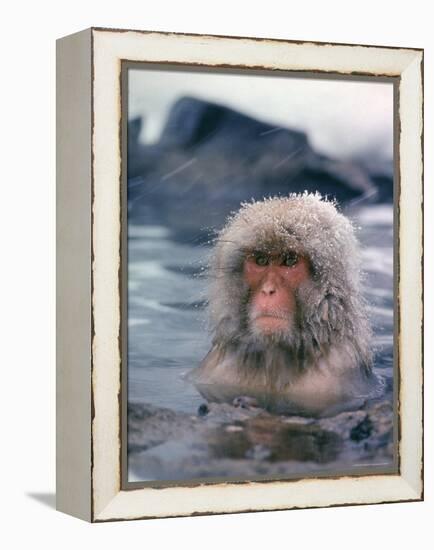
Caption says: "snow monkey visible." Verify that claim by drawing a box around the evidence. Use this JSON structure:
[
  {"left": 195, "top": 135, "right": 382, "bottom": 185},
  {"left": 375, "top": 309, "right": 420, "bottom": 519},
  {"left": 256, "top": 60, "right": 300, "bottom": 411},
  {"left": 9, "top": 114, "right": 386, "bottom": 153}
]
[{"left": 189, "top": 193, "right": 381, "bottom": 416}]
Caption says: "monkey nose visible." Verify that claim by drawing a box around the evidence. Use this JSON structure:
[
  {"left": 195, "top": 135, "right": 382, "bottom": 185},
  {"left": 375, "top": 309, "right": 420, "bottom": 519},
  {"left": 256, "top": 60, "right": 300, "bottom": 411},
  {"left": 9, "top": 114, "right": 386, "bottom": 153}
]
[{"left": 261, "top": 284, "right": 276, "bottom": 296}]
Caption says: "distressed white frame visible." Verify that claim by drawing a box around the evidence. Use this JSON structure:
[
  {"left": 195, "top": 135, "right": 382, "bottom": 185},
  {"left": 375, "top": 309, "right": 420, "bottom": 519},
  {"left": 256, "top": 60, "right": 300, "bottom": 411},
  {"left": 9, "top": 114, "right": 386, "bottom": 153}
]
[{"left": 57, "top": 28, "right": 423, "bottom": 522}]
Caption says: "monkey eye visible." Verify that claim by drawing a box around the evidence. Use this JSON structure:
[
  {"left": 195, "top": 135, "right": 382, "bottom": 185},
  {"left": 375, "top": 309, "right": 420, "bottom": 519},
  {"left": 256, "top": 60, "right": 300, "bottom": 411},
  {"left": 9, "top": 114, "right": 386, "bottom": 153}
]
[
  {"left": 282, "top": 251, "right": 298, "bottom": 267},
  {"left": 254, "top": 253, "right": 269, "bottom": 266}
]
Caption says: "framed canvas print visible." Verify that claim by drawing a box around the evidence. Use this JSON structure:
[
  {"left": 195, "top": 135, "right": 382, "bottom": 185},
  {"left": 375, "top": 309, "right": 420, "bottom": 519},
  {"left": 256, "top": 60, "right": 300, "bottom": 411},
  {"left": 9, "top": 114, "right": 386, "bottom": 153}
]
[{"left": 56, "top": 27, "right": 423, "bottom": 522}]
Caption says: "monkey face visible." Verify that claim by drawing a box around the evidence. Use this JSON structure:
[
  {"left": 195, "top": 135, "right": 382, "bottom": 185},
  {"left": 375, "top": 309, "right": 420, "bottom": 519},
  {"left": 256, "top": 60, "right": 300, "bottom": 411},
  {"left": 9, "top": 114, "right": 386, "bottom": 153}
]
[
  {"left": 243, "top": 250, "right": 312, "bottom": 339},
  {"left": 202, "top": 195, "right": 372, "bottom": 381}
]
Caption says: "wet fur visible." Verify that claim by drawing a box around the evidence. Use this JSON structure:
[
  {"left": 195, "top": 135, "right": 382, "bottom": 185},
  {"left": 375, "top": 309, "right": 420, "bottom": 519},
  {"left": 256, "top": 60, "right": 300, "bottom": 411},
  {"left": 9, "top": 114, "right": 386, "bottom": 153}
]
[{"left": 189, "top": 193, "right": 376, "bottom": 415}]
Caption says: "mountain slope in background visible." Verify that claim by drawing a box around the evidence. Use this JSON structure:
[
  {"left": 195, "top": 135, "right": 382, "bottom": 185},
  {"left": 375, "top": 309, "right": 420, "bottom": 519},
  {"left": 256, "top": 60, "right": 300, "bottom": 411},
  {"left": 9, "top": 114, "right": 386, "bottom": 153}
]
[{"left": 128, "top": 97, "right": 393, "bottom": 241}]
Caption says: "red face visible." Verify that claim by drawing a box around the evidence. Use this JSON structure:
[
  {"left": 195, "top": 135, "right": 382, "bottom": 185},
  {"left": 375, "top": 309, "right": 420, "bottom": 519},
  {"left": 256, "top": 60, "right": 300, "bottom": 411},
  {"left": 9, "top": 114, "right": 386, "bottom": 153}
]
[{"left": 243, "top": 250, "right": 311, "bottom": 334}]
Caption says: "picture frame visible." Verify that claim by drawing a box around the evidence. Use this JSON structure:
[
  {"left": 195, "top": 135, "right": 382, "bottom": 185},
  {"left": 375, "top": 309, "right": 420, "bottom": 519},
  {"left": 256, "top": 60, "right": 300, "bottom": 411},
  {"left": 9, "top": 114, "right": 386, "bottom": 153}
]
[{"left": 56, "top": 27, "right": 423, "bottom": 522}]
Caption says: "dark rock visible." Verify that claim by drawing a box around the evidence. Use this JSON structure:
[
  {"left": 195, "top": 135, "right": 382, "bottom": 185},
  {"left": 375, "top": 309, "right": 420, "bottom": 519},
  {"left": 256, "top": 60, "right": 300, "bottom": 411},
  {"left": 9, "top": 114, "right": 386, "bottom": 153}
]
[
  {"left": 127, "top": 97, "right": 390, "bottom": 242},
  {"left": 198, "top": 403, "right": 209, "bottom": 417},
  {"left": 350, "top": 415, "right": 374, "bottom": 442},
  {"left": 355, "top": 156, "right": 394, "bottom": 202},
  {"left": 232, "top": 395, "right": 259, "bottom": 409}
]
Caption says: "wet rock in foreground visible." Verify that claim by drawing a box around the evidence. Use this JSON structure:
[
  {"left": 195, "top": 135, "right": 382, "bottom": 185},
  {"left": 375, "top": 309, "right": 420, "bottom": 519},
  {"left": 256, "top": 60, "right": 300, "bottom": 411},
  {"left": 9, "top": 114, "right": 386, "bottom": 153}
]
[{"left": 127, "top": 399, "right": 394, "bottom": 482}]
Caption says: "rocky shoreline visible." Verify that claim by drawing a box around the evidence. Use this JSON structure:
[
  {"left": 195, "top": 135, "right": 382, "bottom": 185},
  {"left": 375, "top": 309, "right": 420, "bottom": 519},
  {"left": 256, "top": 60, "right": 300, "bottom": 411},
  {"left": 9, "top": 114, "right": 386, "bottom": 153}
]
[{"left": 128, "top": 397, "right": 395, "bottom": 482}]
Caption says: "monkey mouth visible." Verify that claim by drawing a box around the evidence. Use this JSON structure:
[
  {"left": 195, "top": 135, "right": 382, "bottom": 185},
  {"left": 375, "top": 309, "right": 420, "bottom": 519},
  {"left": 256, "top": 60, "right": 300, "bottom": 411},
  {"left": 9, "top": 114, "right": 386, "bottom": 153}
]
[
  {"left": 250, "top": 311, "right": 291, "bottom": 333},
  {"left": 251, "top": 312, "right": 290, "bottom": 321}
]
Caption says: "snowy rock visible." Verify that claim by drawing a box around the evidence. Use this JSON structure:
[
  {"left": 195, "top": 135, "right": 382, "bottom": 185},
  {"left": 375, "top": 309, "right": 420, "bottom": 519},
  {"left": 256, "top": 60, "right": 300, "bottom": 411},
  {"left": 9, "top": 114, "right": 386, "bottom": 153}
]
[{"left": 127, "top": 97, "right": 389, "bottom": 242}]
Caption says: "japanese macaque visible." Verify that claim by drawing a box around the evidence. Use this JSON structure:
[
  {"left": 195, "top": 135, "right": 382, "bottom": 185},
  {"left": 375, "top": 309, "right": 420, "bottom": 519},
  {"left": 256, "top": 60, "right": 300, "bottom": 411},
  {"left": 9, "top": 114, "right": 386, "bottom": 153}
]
[{"left": 189, "top": 193, "right": 381, "bottom": 416}]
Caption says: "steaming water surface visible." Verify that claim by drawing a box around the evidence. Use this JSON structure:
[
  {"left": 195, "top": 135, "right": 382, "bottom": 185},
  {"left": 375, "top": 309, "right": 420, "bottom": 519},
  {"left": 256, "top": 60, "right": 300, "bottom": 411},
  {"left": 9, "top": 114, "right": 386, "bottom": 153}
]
[{"left": 128, "top": 204, "right": 394, "bottom": 413}]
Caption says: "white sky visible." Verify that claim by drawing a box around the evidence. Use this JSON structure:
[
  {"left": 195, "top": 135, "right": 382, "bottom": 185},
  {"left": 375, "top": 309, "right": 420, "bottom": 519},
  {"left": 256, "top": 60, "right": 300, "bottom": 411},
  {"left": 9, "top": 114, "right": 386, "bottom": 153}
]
[{"left": 128, "top": 68, "right": 394, "bottom": 160}]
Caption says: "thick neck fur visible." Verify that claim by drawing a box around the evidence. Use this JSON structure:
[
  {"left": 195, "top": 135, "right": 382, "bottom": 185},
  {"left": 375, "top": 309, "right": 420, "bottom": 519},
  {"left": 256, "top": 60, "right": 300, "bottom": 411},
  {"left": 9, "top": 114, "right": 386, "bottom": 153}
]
[{"left": 223, "top": 340, "right": 320, "bottom": 390}]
